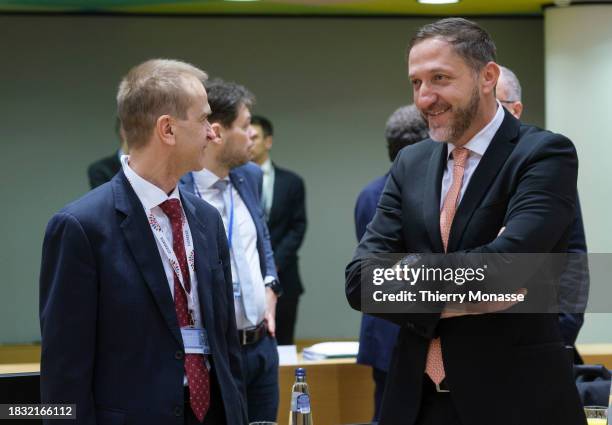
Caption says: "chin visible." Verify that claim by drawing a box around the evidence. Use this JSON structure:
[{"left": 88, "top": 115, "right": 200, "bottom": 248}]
[{"left": 429, "top": 128, "right": 451, "bottom": 143}]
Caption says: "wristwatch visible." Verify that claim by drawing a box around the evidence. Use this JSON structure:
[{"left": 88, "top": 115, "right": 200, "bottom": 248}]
[{"left": 265, "top": 279, "right": 283, "bottom": 297}]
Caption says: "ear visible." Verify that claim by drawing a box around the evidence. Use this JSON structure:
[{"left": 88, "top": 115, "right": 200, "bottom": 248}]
[
  {"left": 481, "top": 61, "right": 500, "bottom": 95},
  {"left": 156, "top": 115, "right": 175, "bottom": 146},
  {"left": 264, "top": 136, "right": 273, "bottom": 151},
  {"left": 210, "top": 122, "right": 224, "bottom": 145},
  {"left": 512, "top": 101, "right": 524, "bottom": 120}
]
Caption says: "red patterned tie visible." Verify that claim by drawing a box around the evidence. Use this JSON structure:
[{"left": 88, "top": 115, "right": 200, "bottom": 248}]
[
  {"left": 425, "top": 147, "right": 470, "bottom": 385},
  {"left": 159, "top": 199, "right": 210, "bottom": 422}
]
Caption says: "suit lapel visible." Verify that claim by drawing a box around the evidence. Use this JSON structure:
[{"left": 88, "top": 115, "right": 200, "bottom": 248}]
[
  {"left": 447, "top": 110, "right": 520, "bottom": 252},
  {"left": 113, "top": 172, "right": 182, "bottom": 347},
  {"left": 423, "top": 142, "right": 447, "bottom": 253},
  {"left": 230, "top": 170, "right": 261, "bottom": 233},
  {"left": 181, "top": 193, "right": 216, "bottom": 335}
]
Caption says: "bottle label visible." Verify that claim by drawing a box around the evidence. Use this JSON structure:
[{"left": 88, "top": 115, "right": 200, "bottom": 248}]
[{"left": 291, "top": 392, "right": 311, "bottom": 414}]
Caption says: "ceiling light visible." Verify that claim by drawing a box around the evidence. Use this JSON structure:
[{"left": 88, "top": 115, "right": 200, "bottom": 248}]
[{"left": 417, "top": 0, "right": 460, "bottom": 4}]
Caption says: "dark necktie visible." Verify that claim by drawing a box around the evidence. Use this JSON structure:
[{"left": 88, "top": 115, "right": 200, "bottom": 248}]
[{"left": 159, "top": 199, "right": 210, "bottom": 422}]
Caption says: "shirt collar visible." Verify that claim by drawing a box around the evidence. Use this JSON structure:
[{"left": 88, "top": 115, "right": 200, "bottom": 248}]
[
  {"left": 192, "top": 168, "right": 230, "bottom": 191},
  {"left": 447, "top": 100, "right": 505, "bottom": 159},
  {"left": 121, "top": 155, "right": 180, "bottom": 210},
  {"left": 260, "top": 158, "right": 273, "bottom": 174}
]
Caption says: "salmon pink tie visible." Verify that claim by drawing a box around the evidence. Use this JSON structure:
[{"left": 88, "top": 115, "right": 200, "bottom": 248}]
[
  {"left": 425, "top": 147, "right": 470, "bottom": 385},
  {"left": 159, "top": 199, "right": 210, "bottom": 422}
]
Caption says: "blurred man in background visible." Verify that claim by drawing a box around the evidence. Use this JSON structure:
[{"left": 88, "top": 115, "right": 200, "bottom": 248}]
[{"left": 250, "top": 115, "right": 307, "bottom": 345}]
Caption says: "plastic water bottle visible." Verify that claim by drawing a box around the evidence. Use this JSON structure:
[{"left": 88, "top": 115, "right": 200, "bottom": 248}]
[{"left": 289, "top": 367, "right": 313, "bottom": 425}]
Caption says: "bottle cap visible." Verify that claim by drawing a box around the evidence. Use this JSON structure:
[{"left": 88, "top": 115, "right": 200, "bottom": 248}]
[{"left": 295, "top": 367, "right": 306, "bottom": 377}]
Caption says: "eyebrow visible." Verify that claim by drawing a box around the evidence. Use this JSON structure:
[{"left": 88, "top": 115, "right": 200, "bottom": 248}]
[{"left": 409, "top": 67, "right": 453, "bottom": 78}]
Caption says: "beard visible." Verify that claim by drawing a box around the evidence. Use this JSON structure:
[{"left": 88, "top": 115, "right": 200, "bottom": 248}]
[{"left": 423, "top": 86, "right": 480, "bottom": 144}]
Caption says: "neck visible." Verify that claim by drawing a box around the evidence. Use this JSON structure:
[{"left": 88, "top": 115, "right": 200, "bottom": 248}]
[
  {"left": 254, "top": 153, "right": 269, "bottom": 166},
  {"left": 453, "top": 97, "right": 498, "bottom": 148},
  {"left": 204, "top": 162, "right": 230, "bottom": 179},
  {"left": 201, "top": 153, "right": 230, "bottom": 178},
  {"left": 129, "top": 150, "right": 179, "bottom": 195}
]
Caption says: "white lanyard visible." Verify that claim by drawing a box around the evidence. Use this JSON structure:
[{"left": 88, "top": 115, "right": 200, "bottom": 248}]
[{"left": 147, "top": 208, "right": 198, "bottom": 320}]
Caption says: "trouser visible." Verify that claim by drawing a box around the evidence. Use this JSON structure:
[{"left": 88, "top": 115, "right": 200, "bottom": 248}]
[
  {"left": 241, "top": 334, "right": 280, "bottom": 422},
  {"left": 275, "top": 295, "right": 300, "bottom": 345}
]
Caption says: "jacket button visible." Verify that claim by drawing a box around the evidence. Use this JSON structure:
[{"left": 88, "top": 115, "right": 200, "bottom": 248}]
[
  {"left": 174, "top": 406, "right": 183, "bottom": 416},
  {"left": 175, "top": 350, "right": 184, "bottom": 360}
]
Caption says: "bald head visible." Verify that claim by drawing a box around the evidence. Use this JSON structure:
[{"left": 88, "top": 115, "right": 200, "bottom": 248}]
[{"left": 497, "top": 66, "right": 523, "bottom": 119}]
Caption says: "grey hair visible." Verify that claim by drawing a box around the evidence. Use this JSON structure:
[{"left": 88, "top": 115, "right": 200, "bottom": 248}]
[
  {"left": 498, "top": 65, "right": 522, "bottom": 102},
  {"left": 384, "top": 104, "right": 429, "bottom": 162}
]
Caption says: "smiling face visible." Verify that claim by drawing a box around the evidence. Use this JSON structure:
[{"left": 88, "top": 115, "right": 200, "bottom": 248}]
[{"left": 408, "top": 37, "right": 486, "bottom": 146}]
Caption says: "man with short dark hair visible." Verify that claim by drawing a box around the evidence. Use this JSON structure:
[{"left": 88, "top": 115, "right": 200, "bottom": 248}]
[
  {"left": 250, "top": 114, "right": 307, "bottom": 346},
  {"left": 181, "top": 80, "right": 280, "bottom": 423},
  {"left": 40, "top": 59, "right": 247, "bottom": 425},
  {"left": 354, "top": 104, "right": 428, "bottom": 423},
  {"left": 346, "top": 18, "right": 585, "bottom": 425}
]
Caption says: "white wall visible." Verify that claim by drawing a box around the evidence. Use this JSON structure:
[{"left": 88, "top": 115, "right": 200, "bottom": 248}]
[{"left": 545, "top": 4, "right": 612, "bottom": 343}]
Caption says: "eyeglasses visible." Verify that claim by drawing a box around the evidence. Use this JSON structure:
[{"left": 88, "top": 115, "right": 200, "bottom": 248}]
[{"left": 498, "top": 99, "right": 519, "bottom": 104}]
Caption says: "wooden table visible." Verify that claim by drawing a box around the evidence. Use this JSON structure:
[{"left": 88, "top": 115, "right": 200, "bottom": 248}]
[{"left": 3, "top": 343, "right": 612, "bottom": 425}]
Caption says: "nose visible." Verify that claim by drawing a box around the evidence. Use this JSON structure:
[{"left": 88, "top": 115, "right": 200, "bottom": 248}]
[{"left": 414, "top": 82, "right": 437, "bottom": 111}]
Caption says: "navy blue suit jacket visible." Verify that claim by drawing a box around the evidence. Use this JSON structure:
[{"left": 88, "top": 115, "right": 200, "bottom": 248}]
[
  {"left": 347, "top": 110, "right": 585, "bottom": 425},
  {"left": 180, "top": 162, "right": 278, "bottom": 283},
  {"left": 354, "top": 173, "right": 399, "bottom": 373},
  {"left": 354, "top": 174, "right": 589, "bottom": 374},
  {"left": 39, "top": 171, "right": 247, "bottom": 425}
]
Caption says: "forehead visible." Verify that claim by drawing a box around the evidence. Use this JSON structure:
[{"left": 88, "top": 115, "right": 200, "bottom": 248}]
[{"left": 408, "top": 37, "right": 468, "bottom": 77}]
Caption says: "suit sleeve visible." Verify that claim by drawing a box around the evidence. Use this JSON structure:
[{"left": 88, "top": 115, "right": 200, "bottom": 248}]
[
  {"left": 346, "top": 153, "right": 440, "bottom": 338},
  {"left": 346, "top": 133, "right": 579, "bottom": 339},
  {"left": 557, "top": 195, "right": 589, "bottom": 346},
  {"left": 216, "top": 215, "right": 248, "bottom": 422},
  {"left": 273, "top": 175, "right": 307, "bottom": 272},
  {"left": 39, "top": 212, "right": 97, "bottom": 425}
]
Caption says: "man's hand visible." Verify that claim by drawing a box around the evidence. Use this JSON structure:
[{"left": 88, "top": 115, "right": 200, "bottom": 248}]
[
  {"left": 264, "top": 287, "right": 278, "bottom": 337},
  {"left": 441, "top": 288, "right": 527, "bottom": 319}
]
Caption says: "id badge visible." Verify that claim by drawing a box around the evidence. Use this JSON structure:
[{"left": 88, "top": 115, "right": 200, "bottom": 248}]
[
  {"left": 233, "top": 282, "right": 241, "bottom": 298},
  {"left": 181, "top": 327, "right": 211, "bottom": 355}
]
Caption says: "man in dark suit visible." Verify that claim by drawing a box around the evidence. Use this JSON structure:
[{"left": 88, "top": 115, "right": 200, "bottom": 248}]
[
  {"left": 40, "top": 59, "right": 247, "bottom": 425},
  {"left": 180, "top": 80, "right": 281, "bottom": 423},
  {"left": 497, "top": 65, "right": 590, "bottom": 352},
  {"left": 354, "top": 104, "right": 428, "bottom": 423},
  {"left": 86, "top": 117, "right": 127, "bottom": 189},
  {"left": 345, "top": 18, "right": 586, "bottom": 425},
  {"left": 250, "top": 115, "right": 307, "bottom": 345}
]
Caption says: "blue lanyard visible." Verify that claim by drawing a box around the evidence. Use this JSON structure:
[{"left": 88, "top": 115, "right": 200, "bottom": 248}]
[{"left": 193, "top": 173, "right": 235, "bottom": 250}]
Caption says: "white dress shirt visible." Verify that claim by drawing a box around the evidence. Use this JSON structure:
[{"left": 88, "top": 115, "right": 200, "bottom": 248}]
[
  {"left": 192, "top": 168, "right": 267, "bottom": 330},
  {"left": 440, "top": 101, "right": 505, "bottom": 208},
  {"left": 260, "top": 158, "right": 275, "bottom": 219},
  {"left": 121, "top": 155, "right": 205, "bottom": 382}
]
